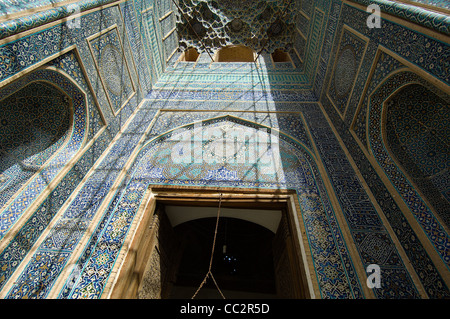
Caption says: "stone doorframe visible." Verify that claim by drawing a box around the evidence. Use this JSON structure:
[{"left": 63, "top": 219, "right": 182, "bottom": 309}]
[{"left": 109, "top": 186, "right": 319, "bottom": 299}]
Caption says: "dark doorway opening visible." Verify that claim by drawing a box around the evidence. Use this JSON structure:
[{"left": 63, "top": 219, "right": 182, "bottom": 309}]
[{"left": 170, "top": 216, "right": 277, "bottom": 298}]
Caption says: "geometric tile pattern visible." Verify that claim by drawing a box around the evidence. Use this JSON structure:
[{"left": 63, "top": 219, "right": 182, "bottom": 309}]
[
  {"left": 157, "top": 62, "right": 310, "bottom": 92},
  {"left": 350, "top": 0, "right": 450, "bottom": 34},
  {"left": 0, "top": 81, "right": 70, "bottom": 173},
  {"left": 368, "top": 70, "right": 450, "bottom": 269},
  {"left": 354, "top": 232, "right": 401, "bottom": 266},
  {"left": 0, "top": 68, "right": 88, "bottom": 295},
  {"left": 303, "top": 105, "right": 421, "bottom": 299},
  {"left": 120, "top": 1, "right": 153, "bottom": 92},
  {"left": 312, "top": 0, "right": 342, "bottom": 104},
  {"left": 0, "top": 0, "right": 449, "bottom": 301},
  {"left": 0, "top": 1, "right": 131, "bottom": 41},
  {"left": 0, "top": 81, "right": 70, "bottom": 209},
  {"left": 338, "top": 3, "right": 449, "bottom": 84},
  {"left": 89, "top": 28, "right": 135, "bottom": 114},
  {"left": 303, "top": 8, "right": 325, "bottom": 81},
  {"left": 324, "top": 90, "right": 450, "bottom": 300},
  {"left": 351, "top": 51, "right": 405, "bottom": 149},
  {"left": 3, "top": 104, "right": 158, "bottom": 299},
  {"left": 386, "top": 83, "right": 449, "bottom": 179},
  {"left": 4, "top": 251, "right": 71, "bottom": 299},
  {"left": 0, "top": 3, "right": 146, "bottom": 125},
  {"left": 48, "top": 51, "right": 106, "bottom": 140},
  {"left": 0, "top": 0, "right": 67, "bottom": 16},
  {"left": 401, "top": 0, "right": 450, "bottom": 10},
  {"left": 142, "top": 7, "right": 170, "bottom": 80},
  {"left": 0, "top": 1, "right": 155, "bottom": 297},
  {"left": 5, "top": 104, "right": 369, "bottom": 299},
  {"left": 0, "top": 45, "right": 109, "bottom": 255},
  {"left": 0, "top": 68, "right": 86, "bottom": 237}
]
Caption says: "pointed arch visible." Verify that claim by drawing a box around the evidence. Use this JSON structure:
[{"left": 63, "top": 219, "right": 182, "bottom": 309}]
[
  {"left": 78, "top": 114, "right": 366, "bottom": 300},
  {"left": 367, "top": 69, "right": 450, "bottom": 275},
  {"left": 0, "top": 67, "right": 88, "bottom": 238}
]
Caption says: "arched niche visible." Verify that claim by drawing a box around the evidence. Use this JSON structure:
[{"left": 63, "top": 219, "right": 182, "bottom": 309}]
[
  {"left": 0, "top": 80, "right": 72, "bottom": 173},
  {"left": 103, "top": 116, "right": 363, "bottom": 300},
  {"left": 383, "top": 82, "right": 450, "bottom": 225},
  {"left": 214, "top": 45, "right": 255, "bottom": 62},
  {"left": 132, "top": 115, "right": 315, "bottom": 187},
  {"left": 367, "top": 68, "right": 450, "bottom": 260},
  {"left": 0, "top": 67, "right": 87, "bottom": 234}
]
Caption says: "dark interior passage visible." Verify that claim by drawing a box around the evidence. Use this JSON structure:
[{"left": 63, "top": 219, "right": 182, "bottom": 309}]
[{"left": 169, "top": 217, "right": 277, "bottom": 298}]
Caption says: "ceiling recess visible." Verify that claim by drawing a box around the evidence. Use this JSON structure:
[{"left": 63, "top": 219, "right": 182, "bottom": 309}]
[{"left": 176, "top": 0, "right": 299, "bottom": 54}]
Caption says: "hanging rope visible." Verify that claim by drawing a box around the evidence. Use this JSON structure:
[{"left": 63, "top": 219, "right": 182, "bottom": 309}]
[{"left": 191, "top": 193, "right": 226, "bottom": 299}]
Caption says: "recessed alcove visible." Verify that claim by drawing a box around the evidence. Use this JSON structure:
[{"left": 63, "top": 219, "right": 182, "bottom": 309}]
[
  {"left": 384, "top": 82, "right": 450, "bottom": 226},
  {"left": 179, "top": 47, "right": 200, "bottom": 62},
  {"left": 0, "top": 80, "right": 72, "bottom": 173},
  {"left": 111, "top": 190, "right": 312, "bottom": 299},
  {"left": 214, "top": 45, "right": 255, "bottom": 62},
  {"left": 271, "top": 49, "right": 291, "bottom": 62}
]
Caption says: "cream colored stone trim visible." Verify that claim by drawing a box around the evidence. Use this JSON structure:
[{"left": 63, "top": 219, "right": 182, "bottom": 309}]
[{"left": 86, "top": 24, "right": 137, "bottom": 117}]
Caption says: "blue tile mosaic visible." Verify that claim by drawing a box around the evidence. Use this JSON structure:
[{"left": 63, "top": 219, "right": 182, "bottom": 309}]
[
  {"left": 351, "top": 0, "right": 450, "bottom": 34},
  {"left": 367, "top": 71, "right": 450, "bottom": 267},
  {"left": 327, "top": 28, "right": 368, "bottom": 115},
  {"left": 59, "top": 115, "right": 363, "bottom": 299},
  {"left": 0, "top": 0, "right": 448, "bottom": 300},
  {"left": 89, "top": 28, "right": 136, "bottom": 114},
  {"left": 0, "top": 69, "right": 86, "bottom": 239},
  {"left": 318, "top": 2, "right": 449, "bottom": 298}
]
